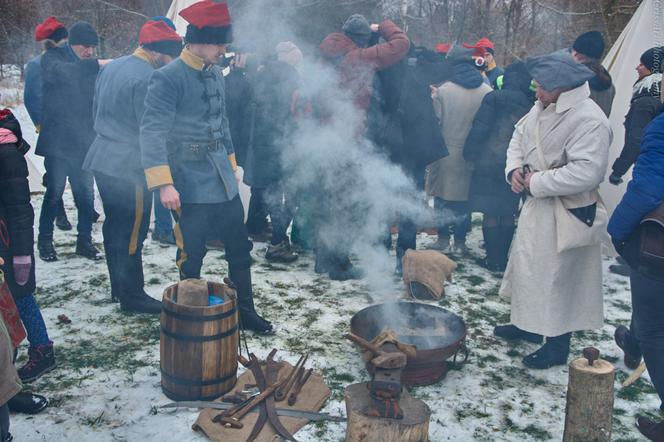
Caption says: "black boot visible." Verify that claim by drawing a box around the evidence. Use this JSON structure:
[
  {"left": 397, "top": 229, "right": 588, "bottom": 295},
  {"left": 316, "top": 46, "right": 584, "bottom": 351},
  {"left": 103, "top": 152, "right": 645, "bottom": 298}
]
[
  {"left": 328, "top": 254, "right": 363, "bottom": 281},
  {"left": 118, "top": 251, "right": 161, "bottom": 314},
  {"left": 37, "top": 233, "right": 57, "bottom": 262},
  {"left": 498, "top": 225, "right": 515, "bottom": 270},
  {"left": 636, "top": 416, "right": 664, "bottom": 442},
  {"left": 119, "top": 291, "right": 162, "bottom": 314},
  {"left": 494, "top": 324, "right": 543, "bottom": 344},
  {"left": 17, "top": 343, "right": 56, "bottom": 382},
  {"left": 104, "top": 246, "right": 120, "bottom": 302},
  {"left": 55, "top": 200, "right": 72, "bottom": 231},
  {"left": 76, "top": 238, "right": 102, "bottom": 260},
  {"left": 522, "top": 332, "right": 571, "bottom": 369},
  {"left": 615, "top": 325, "right": 642, "bottom": 370},
  {"left": 7, "top": 392, "right": 48, "bottom": 414},
  {"left": 229, "top": 267, "right": 274, "bottom": 335},
  {"left": 481, "top": 226, "right": 502, "bottom": 271}
]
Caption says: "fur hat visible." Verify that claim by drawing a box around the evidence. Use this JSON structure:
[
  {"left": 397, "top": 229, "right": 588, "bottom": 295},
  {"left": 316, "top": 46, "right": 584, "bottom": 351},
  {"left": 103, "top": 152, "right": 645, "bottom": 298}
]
[
  {"left": 68, "top": 21, "right": 99, "bottom": 46},
  {"left": 35, "top": 17, "right": 68, "bottom": 42},
  {"left": 139, "top": 20, "right": 183, "bottom": 58},
  {"left": 572, "top": 31, "right": 605, "bottom": 60},
  {"left": 180, "top": 0, "right": 233, "bottom": 45}
]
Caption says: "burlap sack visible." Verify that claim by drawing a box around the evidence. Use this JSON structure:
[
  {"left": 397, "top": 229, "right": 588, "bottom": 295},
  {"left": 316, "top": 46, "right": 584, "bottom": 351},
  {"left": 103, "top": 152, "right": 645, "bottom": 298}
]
[
  {"left": 402, "top": 249, "right": 456, "bottom": 300},
  {"left": 194, "top": 361, "right": 331, "bottom": 442}
]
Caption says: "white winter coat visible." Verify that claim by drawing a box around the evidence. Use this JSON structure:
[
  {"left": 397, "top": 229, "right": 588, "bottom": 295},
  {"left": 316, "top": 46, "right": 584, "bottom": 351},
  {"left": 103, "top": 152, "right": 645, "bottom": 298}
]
[{"left": 499, "top": 82, "right": 612, "bottom": 337}]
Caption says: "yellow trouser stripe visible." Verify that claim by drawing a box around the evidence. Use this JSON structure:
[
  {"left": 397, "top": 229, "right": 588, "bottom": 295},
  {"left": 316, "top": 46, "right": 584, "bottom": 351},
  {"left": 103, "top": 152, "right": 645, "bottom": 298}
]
[
  {"left": 128, "top": 186, "right": 144, "bottom": 255},
  {"left": 173, "top": 208, "right": 188, "bottom": 271}
]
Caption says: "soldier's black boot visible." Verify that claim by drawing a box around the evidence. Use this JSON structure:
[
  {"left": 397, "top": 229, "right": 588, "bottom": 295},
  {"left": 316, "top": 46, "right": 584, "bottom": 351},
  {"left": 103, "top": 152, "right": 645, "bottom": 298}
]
[
  {"left": 117, "top": 252, "right": 161, "bottom": 314},
  {"left": 229, "top": 267, "right": 274, "bottom": 335},
  {"left": 55, "top": 199, "right": 72, "bottom": 231},
  {"left": 76, "top": 238, "right": 102, "bottom": 261},
  {"left": 522, "top": 332, "right": 571, "bottom": 369},
  {"left": 494, "top": 324, "right": 543, "bottom": 344},
  {"left": 37, "top": 233, "right": 57, "bottom": 262}
]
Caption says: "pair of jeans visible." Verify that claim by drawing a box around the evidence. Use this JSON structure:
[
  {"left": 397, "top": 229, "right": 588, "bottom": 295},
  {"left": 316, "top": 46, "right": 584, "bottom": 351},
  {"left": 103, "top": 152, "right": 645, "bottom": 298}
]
[
  {"left": 38, "top": 156, "right": 94, "bottom": 242},
  {"left": 434, "top": 198, "right": 471, "bottom": 243},
  {"left": 152, "top": 191, "right": 173, "bottom": 236},
  {"left": 263, "top": 183, "right": 296, "bottom": 246},
  {"left": 630, "top": 270, "right": 664, "bottom": 410}
]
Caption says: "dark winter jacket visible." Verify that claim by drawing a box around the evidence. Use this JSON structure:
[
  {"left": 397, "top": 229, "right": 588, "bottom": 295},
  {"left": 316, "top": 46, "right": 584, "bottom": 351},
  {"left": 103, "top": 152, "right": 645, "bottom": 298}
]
[
  {"left": 140, "top": 48, "right": 237, "bottom": 204},
  {"left": 84, "top": 50, "right": 156, "bottom": 183},
  {"left": 24, "top": 54, "right": 43, "bottom": 126},
  {"left": 36, "top": 44, "right": 99, "bottom": 163},
  {"left": 0, "top": 111, "right": 36, "bottom": 299},
  {"left": 379, "top": 47, "right": 450, "bottom": 180},
  {"left": 319, "top": 20, "right": 410, "bottom": 115},
  {"left": 587, "top": 62, "right": 615, "bottom": 117},
  {"left": 486, "top": 65, "right": 504, "bottom": 89},
  {"left": 464, "top": 61, "right": 535, "bottom": 215},
  {"left": 225, "top": 67, "right": 253, "bottom": 168},
  {"left": 611, "top": 74, "right": 662, "bottom": 178},
  {"left": 243, "top": 58, "right": 299, "bottom": 189},
  {"left": 609, "top": 110, "right": 664, "bottom": 242}
]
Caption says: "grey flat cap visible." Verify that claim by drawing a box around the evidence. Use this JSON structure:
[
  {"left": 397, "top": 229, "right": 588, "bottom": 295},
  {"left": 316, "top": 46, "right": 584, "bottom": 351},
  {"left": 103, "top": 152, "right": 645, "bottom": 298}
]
[{"left": 526, "top": 49, "right": 595, "bottom": 91}]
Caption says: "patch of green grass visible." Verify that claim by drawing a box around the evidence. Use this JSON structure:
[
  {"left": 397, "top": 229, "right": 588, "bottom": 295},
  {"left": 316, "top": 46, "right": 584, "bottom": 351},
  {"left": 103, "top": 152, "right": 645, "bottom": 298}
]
[
  {"left": 465, "top": 274, "right": 486, "bottom": 286},
  {"left": 617, "top": 377, "right": 657, "bottom": 401}
]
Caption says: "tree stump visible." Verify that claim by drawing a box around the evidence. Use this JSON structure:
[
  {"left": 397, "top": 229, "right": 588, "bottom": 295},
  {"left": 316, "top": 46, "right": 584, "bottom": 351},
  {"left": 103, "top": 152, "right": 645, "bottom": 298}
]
[
  {"left": 563, "top": 348, "right": 615, "bottom": 442},
  {"left": 345, "top": 382, "right": 431, "bottom": 442}
]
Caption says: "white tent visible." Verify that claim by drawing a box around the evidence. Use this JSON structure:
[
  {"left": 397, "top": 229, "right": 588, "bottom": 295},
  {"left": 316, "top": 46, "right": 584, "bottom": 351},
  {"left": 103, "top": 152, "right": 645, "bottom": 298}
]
[
  {"left": 166, "top": 0, "right": 197, "bottom": 36},
  {"left": 12, "top": 104, "right": 46, "bottom": 192},
  {"left": 600, "top": 0, "right": 664, "bottom": 215}
]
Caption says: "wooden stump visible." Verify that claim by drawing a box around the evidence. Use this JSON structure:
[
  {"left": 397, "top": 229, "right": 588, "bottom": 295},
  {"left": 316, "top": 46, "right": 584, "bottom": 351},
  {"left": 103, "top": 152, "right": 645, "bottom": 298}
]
[
  {"left": 563, "top": 353, "right": 615, "bottom": 442},
  {"left": 345, "top": 382, "right": 430, "bottom": 442}
]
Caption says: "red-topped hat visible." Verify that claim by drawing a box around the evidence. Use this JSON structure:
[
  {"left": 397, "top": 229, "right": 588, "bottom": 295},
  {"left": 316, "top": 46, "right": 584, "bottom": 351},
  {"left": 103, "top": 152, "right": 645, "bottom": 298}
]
[
  {"left": 179, "top": 0, "right": 231, "bottom": 28},
  {"left": 35, "top": 16, "right": 67, "bottom": 42},
  {"left": 179, "top": 1, "right": 233, "bottom": 45},
  {"left": 463, "top": 37, "right": 495, "bottom": 56},
  {"left": 435, "top": 43, "right": 451, "bottom": 54},
  {"left": 139, "top": 20, "right": 182, "bottom": 45}
]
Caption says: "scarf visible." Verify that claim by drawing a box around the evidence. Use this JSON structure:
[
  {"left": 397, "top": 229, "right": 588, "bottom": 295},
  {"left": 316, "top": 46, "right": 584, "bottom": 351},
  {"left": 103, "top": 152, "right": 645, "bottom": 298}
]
[
  {"left": 632, "top": 73, "right": 662, "bottom": 99},
  {"left": 449, "top": 63, "right": 484, "bottom": 89}
]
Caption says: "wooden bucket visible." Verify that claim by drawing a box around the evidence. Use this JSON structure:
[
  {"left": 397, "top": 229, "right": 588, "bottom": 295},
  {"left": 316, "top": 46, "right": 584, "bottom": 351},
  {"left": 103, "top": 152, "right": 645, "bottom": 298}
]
[{"left": 160, "top": 280, "right": 239, "bottom": 401}]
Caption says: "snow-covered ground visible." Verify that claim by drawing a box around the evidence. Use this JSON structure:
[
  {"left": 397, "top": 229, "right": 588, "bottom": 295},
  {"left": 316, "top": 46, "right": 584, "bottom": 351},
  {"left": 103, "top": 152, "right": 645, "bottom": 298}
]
[{"left": 2, "top": 76, "right": 659, "bottom": 442}]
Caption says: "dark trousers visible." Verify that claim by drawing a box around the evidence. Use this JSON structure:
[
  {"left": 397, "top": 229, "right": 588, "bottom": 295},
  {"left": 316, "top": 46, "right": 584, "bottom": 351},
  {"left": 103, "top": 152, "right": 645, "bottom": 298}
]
[
  {"left": 153, "top": 191, "right": 173, "bottom": 235},
  {"left": 39, "top": 156, "right": 94, "bottom": 241},
  {"left": 630, "top": 270, "right": 664, "bottom": 410},
  {"left": 95, "top": 173, "right": 151, "bottom": 297},
  {"left": 263, "top": 183, "right": 295, "bottom": 246},
  {"left": 434, "top": 198, "right": 471, "bottom": 243},
  {"left": 246, "top": 188, "right": 268, "bottom": 234},
  {"left": 175, "top": 196, "right": 253, "bottom": 279}
]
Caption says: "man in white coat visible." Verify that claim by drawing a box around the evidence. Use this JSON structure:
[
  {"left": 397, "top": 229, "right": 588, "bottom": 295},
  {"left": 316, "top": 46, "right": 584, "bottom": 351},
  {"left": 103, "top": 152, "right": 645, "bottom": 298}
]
[{"left": 494, "top": 50, "right": 612, "bottom": 369}]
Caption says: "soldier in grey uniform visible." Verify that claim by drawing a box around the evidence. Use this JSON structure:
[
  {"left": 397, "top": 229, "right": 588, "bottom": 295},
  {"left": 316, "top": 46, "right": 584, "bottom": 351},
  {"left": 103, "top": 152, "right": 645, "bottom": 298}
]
[
  {"left": 140, "top": 0, "right": 273, "bottom": 334},
  {"left": 84, "top": 18, "right": 183, "bottom": 314}
]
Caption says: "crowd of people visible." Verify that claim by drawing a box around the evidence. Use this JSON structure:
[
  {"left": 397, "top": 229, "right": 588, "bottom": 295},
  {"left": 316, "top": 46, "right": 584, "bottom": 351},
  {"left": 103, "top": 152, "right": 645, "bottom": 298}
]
[{"left": 0, "top": 0, "right": 663, "bottom": 440}]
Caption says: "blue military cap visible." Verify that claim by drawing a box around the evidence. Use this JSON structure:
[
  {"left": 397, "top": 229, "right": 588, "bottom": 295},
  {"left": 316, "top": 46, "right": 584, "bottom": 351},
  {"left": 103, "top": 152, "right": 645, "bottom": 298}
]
[{"left": 526, "top": 49, "right": 595, "bottom": 91}]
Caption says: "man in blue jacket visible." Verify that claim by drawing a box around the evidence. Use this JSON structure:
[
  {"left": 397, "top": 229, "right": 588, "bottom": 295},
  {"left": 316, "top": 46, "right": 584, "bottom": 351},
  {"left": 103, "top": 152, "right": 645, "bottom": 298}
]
[
  {"left": 140, "top": 0, "right": 272, "bottom": 334},
  {"left": 84, "top": 19, "right": 182, "bottom": 314},
  {"left": 24, "top": 16, "right": 71, "bottom": 232},
  {"left": 609, "top": 109, "right": 664, "bottom": 441}
]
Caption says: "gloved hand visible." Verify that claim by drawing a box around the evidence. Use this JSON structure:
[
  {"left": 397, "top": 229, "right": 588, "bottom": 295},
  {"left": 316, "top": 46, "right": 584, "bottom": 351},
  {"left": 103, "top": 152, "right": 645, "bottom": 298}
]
[
  {"left": 609, "top": 173, "right": 623, "bottom": 185},
  {"left": 13, "top": 255, "right": 31, "bottom": 286}
]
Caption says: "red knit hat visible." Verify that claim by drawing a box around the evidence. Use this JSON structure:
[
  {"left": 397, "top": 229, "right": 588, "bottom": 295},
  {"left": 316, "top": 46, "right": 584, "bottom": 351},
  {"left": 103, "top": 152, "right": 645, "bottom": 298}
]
[
  {"left": 435, "top": 43, "right": 451, "bottom": 54},
  {"left": 179, "top": 0, "right": 231, "bottom": 28},
  {"left": 35, "top": 16, "right": 67, "bottom": 42},
  {"left": 464, "top": 37, "right": 495, "bottom": 56},
  {"left": 139, "top": 20, "right": 182, "bottom": 45}
]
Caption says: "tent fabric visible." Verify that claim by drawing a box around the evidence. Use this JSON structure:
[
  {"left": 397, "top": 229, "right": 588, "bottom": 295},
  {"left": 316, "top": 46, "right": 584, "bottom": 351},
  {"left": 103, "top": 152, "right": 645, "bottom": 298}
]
[
  {"left": 166, "top": 0, "right": 198, "bottom": 36},
  {"left": 600, "top": 0, "right": 664, "bottom": 216}
]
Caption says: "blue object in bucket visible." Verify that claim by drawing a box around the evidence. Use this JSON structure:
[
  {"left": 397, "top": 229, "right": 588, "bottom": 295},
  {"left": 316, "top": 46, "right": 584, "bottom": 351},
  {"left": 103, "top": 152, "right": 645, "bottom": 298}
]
[{"left": 209, "top": 295, "right": 224, "bottom": 306}]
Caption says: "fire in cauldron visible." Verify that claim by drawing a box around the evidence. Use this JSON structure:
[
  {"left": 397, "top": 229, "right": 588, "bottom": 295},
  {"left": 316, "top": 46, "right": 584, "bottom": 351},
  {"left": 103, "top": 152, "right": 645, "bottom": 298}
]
[{"left": 350, "top": 301, "right": 468, "bottom": 387}]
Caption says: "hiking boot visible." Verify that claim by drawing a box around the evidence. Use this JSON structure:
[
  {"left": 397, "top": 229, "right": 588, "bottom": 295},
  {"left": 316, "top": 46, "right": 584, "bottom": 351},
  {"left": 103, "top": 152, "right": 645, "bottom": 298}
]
[
  {"left": 153, "top": 230, "right": 176, "bottom": 246},
  {"left": 18, "top": 344, "right": 56, "bottom": 383},
  {"left": 609, "top": 263, "right": 631, "bottom": 277},
  {"left": 55, "top": 214, "right": 72, "bottom": 231},
  {"left": 636, "top": 416, "right": 664, "bottom": 442},
  {"left": 615, "top": 325, "right": 642, "bottom": 370},
  {"left": 7, "top": 392, "right": 48, "bottom": 414},
  {"left": 37, "top": 234, "right": 57, "bottom": 262},
  {"left": 494, "top": 324, "right": 543, "bottom": 344},
  {"left": 522, "top": 333, "right": 571, "bottom": 369},
  {"left": 76, "top": 240, "right": 102, "bottom": 260},
  {"left": 120, "top": 291, "right": 162, "bottom": 314},
  {"left": 265, "top": 241, "right": 298, "bottom": 263}
]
